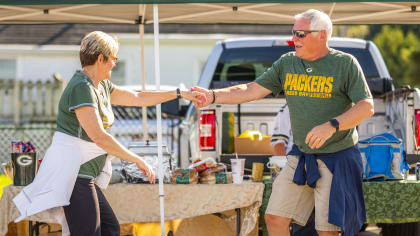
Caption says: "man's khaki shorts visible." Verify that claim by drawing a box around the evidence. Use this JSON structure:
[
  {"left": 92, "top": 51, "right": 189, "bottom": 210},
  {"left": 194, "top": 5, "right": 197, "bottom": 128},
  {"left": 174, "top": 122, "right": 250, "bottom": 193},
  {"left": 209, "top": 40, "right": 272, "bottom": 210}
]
[{"left": 265, "top": 155, "right": 341, "bottom": 232}]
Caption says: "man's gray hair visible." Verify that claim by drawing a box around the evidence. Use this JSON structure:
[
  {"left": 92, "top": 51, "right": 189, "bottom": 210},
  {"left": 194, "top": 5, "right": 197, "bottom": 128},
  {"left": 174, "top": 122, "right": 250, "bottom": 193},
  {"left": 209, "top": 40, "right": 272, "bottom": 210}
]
[{"left": 295, "top": 9, "right": 333, "bottom": 39}]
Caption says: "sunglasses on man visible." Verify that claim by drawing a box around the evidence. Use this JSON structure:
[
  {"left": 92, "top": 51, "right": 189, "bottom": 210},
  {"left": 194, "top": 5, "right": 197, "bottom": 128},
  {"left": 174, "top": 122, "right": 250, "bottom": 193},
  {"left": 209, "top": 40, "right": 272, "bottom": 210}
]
[{"left": 292, "top": 30, "right": 323, "bottom": 38}]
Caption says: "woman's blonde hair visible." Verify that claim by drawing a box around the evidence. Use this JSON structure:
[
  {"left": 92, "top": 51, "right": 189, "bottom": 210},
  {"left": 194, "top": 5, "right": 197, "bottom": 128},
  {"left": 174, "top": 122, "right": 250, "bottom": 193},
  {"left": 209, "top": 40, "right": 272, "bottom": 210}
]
[{"left": 80, "top": 31, "right": 119, "bottom": 67}]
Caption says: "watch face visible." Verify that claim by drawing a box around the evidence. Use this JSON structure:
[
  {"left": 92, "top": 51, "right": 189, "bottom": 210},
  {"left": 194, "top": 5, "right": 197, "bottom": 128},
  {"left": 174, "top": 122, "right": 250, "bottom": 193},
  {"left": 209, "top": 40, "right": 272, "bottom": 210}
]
[{"left": 330, "top": 119, "right": 339, "bottom": 129}]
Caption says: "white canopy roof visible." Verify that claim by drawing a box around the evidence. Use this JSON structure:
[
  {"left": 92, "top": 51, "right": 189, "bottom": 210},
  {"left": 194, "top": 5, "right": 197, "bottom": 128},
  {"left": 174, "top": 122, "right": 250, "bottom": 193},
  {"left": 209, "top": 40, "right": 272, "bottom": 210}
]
[{"left": 1, "top": 1, "right": 419, "bottom": 25}]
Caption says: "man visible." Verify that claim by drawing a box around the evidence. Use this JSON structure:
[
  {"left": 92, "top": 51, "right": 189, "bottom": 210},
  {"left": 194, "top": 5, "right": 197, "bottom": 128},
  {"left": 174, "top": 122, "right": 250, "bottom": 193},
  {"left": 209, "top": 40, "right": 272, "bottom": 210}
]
[
  {"left": 192, "top": 9, "right": 373, "bottom": 236},
  {"left": 271, "top": 104, "right": 293, "bottom": 156}
]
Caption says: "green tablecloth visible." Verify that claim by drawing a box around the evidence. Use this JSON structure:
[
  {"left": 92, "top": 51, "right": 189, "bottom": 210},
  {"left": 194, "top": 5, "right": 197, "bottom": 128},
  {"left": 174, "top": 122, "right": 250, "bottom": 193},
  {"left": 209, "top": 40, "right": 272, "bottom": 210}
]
[
  {"left": 260, "top": 179, "right": 420, "bottom": 232},
  {"left": 363, "top": 180, "right": 420, "bottom": 223},
  {"left": 260, "top": 179, "right": 272, "bottom": 235}
]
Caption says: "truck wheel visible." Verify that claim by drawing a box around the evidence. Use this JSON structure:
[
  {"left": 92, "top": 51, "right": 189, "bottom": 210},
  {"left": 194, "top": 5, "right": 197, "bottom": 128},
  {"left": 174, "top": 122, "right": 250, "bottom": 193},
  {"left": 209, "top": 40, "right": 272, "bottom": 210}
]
[{"left": 379, "top": 222, "right": 420, "bottom": 236}]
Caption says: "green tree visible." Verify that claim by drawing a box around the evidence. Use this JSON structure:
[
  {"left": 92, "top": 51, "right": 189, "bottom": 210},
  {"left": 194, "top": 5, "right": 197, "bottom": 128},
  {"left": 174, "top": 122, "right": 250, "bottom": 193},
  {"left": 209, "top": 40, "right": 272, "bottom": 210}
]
[
  {"left": 373, "top": 25, "right": 420, "bottom": 88},
  {"left": 406, "top": 49, "right": 420, "bottom": 87},
  {"left": 346, "top": 25, "right": 369, "bottom": 39}
]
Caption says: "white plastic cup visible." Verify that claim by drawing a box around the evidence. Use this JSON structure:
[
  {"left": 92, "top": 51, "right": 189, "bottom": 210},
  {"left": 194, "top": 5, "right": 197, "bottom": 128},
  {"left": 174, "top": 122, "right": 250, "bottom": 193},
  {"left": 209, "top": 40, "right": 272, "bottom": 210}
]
[{"left": 231, "top": 159, "right": 245, "bottom": 184}]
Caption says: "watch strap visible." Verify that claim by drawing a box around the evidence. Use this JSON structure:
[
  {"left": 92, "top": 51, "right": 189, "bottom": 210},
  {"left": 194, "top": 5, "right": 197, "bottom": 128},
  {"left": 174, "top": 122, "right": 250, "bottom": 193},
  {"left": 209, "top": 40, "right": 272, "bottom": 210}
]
[{"left": 329, "top": 119, "right": 339, "bottom": 132}]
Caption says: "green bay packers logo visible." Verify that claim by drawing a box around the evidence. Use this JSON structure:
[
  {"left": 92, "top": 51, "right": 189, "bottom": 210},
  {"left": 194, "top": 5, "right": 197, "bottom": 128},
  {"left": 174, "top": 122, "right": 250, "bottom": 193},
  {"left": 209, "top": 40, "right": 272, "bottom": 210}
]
[{"left": 17, "top": 155, "right": 33, "bottom": 166}]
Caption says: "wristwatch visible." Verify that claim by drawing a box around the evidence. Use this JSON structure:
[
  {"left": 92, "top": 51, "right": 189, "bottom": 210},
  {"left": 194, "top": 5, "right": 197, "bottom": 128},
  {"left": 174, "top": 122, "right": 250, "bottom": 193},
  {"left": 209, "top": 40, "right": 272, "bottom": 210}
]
[{"left": 329, "top": 119, "right": 340, "bottom": 132}]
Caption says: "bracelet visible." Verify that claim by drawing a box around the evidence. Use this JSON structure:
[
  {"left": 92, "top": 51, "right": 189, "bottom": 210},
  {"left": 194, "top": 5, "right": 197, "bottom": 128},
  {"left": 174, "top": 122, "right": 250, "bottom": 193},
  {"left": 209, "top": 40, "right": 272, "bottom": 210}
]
[
  {"left": 176, "top": 88, "right": 181, "bottom": 99},
  {"left": 211, "top": 90, "right": 216, "bottom": 104}
]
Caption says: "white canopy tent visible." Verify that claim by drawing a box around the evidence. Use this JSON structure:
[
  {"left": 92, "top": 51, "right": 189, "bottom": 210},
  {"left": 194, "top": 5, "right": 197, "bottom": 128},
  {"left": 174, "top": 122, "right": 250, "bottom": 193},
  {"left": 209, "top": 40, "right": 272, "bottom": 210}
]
[
  {"left": 2, "top": 1, "right": 419, "bottom": 235},
  {"left": 1, "top": 2, "right": 420, "bottom": 25}
]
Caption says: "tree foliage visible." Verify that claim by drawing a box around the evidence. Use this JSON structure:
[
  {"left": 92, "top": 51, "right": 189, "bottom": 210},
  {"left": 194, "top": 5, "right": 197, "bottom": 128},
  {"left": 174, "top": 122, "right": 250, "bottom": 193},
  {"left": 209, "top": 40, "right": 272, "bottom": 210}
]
[
  {"left": 373, "top": 25, "right": 420, "bottom": 88},
  {"left": 346, "top": 25, "right": 369, "bottom": 39}
]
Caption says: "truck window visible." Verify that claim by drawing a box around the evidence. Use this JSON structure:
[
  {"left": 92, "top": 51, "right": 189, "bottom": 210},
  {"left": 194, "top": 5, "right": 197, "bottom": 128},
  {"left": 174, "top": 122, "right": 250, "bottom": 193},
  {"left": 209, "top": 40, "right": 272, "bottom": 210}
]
[
  {"left": 211, "top": 47, "right": 292, "bottom": 88},
  {"left": 210, "top": 46, "right": 380, "bottom": 89},
  {"left": 333, "top": 47, "right": 380, "bottom": 79}
]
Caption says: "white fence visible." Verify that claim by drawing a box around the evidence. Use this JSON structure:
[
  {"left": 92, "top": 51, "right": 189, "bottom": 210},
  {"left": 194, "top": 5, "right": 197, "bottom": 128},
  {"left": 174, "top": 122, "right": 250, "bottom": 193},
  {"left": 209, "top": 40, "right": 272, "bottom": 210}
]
[
  {"left": 0, "top": 76, "right": 66, "bottom": 125},
  {"left": 0, "top": 80, "right": 180, "bottom": 164}
]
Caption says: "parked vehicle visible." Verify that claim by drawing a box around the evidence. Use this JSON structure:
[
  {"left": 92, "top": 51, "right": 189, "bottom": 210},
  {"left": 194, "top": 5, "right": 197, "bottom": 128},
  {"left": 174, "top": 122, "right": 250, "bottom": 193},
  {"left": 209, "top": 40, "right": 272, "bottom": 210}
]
[{"left": 179, "top": 36, "right": 420, "bottom": 168}]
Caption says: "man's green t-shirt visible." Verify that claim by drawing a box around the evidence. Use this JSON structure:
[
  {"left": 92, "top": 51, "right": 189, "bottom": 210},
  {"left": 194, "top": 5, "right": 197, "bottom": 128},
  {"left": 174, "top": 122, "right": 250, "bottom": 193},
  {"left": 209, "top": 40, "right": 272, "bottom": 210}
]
[
  {"left": 255, "top": 49, "right": 372, "bottom": 154},
  {"left": 56, "top": 71, "right": 115, "bottom": 178}
]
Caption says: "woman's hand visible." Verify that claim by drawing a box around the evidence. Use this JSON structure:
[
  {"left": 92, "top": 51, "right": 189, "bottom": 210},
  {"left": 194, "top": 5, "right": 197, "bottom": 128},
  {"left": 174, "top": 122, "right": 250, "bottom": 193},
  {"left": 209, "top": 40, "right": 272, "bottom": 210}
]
[
  {"left": 135, "top": 159, "right": 156, "bottom": 184},
  {"left": 181, "top": 90, "right": 208, "bottom": 107}
]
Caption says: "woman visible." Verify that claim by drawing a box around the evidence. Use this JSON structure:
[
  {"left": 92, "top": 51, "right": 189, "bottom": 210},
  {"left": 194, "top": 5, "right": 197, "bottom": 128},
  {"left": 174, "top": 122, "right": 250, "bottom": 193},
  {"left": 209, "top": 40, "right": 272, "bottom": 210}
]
[{"left": 13, "top": 31, "right": 206, "bottom": 236}]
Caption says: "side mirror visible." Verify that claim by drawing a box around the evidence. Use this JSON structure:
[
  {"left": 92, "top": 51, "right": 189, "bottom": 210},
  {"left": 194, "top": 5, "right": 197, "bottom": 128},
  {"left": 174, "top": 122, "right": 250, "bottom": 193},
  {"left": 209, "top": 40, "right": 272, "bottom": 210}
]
[
  {"left": 366, "top": 77, "right": 393, "bottom": 96},
  {"left": 162, "top": 99, "right": 189, "bottom": 117},
  {"left": 162, "top": 99, "right": 179, "bottom": 116}
]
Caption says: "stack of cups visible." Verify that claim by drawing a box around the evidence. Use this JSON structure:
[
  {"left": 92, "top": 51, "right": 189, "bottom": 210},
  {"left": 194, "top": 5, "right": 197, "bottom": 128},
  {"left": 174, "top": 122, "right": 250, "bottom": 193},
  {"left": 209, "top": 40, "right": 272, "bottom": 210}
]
[{"left": 231, "top": 157, "right": 245, "bottom": 184}]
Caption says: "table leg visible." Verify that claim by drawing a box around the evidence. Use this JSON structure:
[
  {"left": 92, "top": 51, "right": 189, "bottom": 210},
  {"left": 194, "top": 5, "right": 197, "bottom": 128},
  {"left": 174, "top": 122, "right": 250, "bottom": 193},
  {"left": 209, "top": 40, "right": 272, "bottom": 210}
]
[
  {"left": 35, "top": 222, "right": 39, "bottom": 235},
  {"left": 235, "top": 208, "right": 241, "bottom": 236},
  {"left": 29, "top": 221, "right": 33, "bottom": 236},
  {"left": 28, "top": 221, "right": 40, "bottom": 236}
]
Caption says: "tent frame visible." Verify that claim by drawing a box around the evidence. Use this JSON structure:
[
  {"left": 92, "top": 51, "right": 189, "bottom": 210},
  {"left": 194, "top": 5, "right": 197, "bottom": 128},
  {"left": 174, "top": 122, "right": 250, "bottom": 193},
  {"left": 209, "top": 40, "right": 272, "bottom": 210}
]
[{"left": 3, "top": 1, "right": 420, "bottom": 236}]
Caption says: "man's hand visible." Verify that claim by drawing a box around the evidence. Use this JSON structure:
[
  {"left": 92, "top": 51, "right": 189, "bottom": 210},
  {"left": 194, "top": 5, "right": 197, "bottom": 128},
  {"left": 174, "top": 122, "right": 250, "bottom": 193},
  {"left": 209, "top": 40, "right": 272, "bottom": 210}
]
[
  {"left": 190, "top": 86, "right": 213, "bottom": 108},
  {"left": 305, "top": 122, "right": 336, "bottom": 149},
  {"left": 135, "top": 159, "right": 156, "bottom": 184},
  {"left": 273, "top": 143, "right": 286, "bottom": 156},
  {"left": 181, "top": 90, "right": 207, "bottom": 107}
]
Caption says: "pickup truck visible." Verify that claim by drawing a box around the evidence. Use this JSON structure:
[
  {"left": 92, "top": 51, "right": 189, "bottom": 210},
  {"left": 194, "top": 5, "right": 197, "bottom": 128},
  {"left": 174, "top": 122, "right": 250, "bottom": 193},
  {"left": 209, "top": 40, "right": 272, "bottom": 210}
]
[{"left": 178, "top": 36, "right": 420, "bottom": 170}]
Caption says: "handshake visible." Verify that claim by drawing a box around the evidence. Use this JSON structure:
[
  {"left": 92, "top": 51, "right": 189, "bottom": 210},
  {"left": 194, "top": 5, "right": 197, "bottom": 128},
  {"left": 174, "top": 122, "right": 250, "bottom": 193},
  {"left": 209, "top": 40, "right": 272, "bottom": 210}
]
[{"left": 184, "top": 86, "right": 214, "bottom": 108}]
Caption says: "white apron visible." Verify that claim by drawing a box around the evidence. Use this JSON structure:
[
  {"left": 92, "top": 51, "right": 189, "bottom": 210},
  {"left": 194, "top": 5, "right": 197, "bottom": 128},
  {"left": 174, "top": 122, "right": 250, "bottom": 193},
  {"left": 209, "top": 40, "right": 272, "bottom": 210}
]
[{"left": 13, "top": 131, "right": 114, "bottom": 236}]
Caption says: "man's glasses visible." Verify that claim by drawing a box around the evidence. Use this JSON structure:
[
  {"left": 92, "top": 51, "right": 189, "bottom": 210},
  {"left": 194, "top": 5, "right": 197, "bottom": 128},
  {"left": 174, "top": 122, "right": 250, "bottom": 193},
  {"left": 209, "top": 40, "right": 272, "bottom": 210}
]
[{"left": 292, "top": 30, "right": 323, "bottom": 39}]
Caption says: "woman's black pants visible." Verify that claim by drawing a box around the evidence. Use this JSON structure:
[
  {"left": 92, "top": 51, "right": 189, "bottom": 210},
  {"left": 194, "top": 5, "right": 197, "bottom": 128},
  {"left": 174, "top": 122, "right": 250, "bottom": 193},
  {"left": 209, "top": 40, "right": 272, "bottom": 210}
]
[{"left": 64, "top": 177, "right": 120, "bottom": 236}]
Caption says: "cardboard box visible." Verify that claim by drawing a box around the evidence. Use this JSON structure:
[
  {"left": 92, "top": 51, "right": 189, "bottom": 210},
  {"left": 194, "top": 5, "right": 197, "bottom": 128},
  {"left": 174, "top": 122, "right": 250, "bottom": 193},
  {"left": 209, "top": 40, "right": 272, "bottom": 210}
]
[{"left": 234, "top": 135, "right": 274, "bottom": 154}]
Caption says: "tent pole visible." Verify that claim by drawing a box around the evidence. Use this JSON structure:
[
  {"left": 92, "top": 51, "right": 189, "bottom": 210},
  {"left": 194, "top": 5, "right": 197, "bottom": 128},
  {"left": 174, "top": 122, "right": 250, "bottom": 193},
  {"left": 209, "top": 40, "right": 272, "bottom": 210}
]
[
  {"left": 153, "top": 4, "right": 165, "bottom": 236},
  {"left": 139, "top": 6, "right": 148, "bottom": 141}
]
